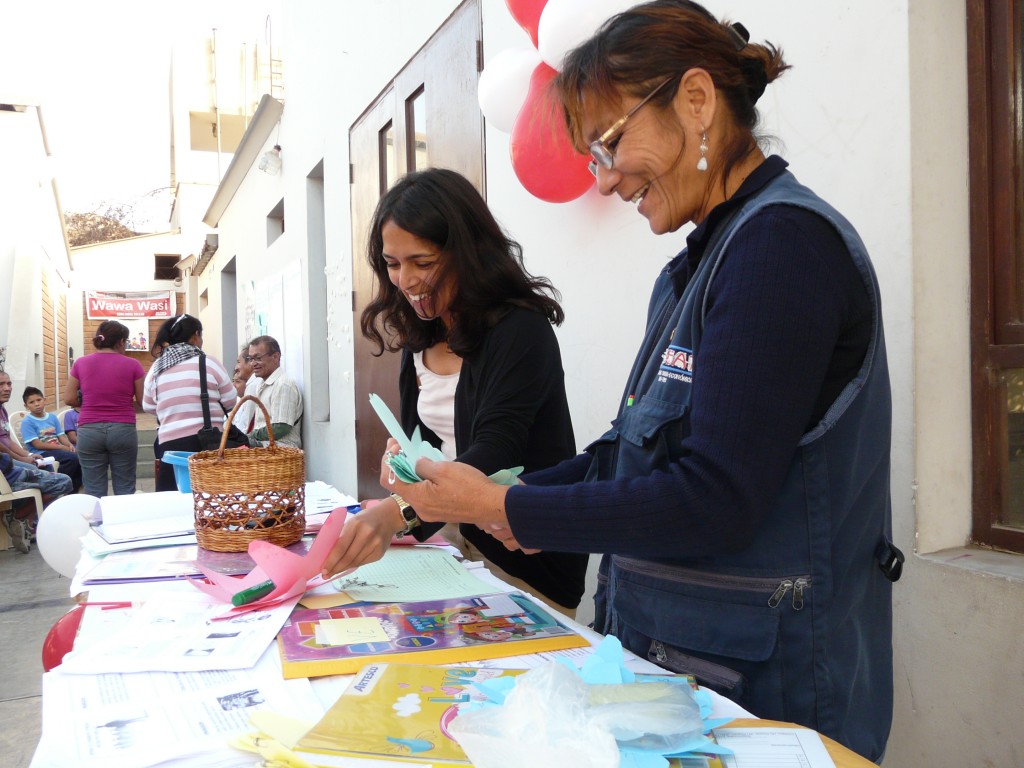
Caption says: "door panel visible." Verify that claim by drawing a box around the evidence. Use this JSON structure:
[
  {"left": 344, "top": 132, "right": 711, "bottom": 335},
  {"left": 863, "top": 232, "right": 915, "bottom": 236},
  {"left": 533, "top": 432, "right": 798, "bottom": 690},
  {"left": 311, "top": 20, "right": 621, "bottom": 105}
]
[{"left": 349, "top": 0, "right": 483, "bottom": 498}]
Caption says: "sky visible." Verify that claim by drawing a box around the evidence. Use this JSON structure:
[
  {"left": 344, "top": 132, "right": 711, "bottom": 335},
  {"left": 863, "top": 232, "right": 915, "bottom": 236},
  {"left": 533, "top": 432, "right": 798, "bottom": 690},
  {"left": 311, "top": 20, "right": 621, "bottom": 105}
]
[{"left": 3, "top": 1, "right": 278, "bottom": 232}]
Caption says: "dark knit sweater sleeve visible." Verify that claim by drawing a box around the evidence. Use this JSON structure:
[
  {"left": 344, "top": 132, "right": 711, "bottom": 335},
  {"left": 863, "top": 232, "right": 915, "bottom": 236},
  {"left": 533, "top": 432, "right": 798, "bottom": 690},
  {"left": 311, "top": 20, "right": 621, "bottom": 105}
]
[
  {"left": 519, "top": 452, "right": 593, "bottom": 487},
  {"left": 506, "top": 207, "right": 865, "bottom": 558}
]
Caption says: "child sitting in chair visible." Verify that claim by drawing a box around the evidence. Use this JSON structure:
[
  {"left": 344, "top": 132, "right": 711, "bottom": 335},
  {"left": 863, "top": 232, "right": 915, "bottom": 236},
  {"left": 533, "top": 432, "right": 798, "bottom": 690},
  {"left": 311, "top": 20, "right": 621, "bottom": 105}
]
[{"left": 21, "top": 386, "right": 83, "bottom": 492}]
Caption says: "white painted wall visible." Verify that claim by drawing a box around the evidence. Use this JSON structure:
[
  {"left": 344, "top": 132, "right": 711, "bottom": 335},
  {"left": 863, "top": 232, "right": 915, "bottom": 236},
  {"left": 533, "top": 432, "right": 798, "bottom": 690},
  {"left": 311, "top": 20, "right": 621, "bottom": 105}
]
[
  {"left": 0, "top": 103, "right": 72, "bottom": 390},
  {"left": 201, "top": 1, "right": 1024, "bottom": 764},
  {"left": 890, "top": 1, "right": 1024, "bottom": 765},
  {"left": 72, "top": 234, "right": 187, "bottom": 292}
]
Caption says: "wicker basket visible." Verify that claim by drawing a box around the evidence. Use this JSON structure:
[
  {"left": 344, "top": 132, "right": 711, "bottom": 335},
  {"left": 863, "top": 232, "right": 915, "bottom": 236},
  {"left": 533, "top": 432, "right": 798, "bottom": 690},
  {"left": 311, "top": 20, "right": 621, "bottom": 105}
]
[{"left": 188, "top": 394, "right": 305, "bottom": 552}]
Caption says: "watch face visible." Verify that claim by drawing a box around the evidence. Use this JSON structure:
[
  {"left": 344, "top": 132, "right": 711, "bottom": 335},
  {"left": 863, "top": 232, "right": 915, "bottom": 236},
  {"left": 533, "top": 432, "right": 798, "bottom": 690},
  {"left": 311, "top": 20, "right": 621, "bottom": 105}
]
[{"left": 390, "top": 493, "right": 418, "bottom": 535}]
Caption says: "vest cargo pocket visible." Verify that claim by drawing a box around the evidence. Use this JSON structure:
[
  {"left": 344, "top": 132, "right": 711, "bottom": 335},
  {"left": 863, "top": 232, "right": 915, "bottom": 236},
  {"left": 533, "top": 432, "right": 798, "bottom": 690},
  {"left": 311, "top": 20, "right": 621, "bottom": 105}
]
[
  {"left": 649, "top": 640, "right": 746, "bottom": 698},
  {"left": 610, "top": 557, "right": 813, "bottom": 719}
]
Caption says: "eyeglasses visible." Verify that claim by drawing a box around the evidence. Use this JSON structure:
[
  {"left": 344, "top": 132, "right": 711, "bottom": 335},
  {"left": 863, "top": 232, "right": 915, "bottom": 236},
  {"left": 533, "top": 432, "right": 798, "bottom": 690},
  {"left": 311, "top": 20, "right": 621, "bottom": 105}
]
[
  {"left": 588, "top": 77, "right": 674, "bottom": 176},
  {"left": 246, "top": 352, "right": 275, "bottom": 363}
]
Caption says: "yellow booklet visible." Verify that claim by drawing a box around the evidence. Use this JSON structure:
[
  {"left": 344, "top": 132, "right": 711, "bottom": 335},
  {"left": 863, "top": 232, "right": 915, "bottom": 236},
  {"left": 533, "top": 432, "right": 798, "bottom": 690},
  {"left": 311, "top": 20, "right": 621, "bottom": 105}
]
[{"left": 295, "top": 663, "right": 525, "bottom": 763}]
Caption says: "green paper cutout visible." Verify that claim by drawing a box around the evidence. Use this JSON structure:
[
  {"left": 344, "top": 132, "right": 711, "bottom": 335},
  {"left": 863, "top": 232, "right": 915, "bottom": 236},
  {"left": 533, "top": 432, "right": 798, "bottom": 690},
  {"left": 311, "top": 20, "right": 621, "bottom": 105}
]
[{"left": 369, "top": 393, "right": 524, "bottom": 485}]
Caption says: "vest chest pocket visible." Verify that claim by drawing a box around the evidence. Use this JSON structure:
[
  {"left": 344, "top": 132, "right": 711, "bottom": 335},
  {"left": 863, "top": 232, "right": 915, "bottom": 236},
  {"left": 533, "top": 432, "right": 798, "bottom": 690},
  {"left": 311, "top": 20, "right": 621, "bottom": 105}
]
[{"left": 610, "top": 396, "right": 690, "bottom": 472}]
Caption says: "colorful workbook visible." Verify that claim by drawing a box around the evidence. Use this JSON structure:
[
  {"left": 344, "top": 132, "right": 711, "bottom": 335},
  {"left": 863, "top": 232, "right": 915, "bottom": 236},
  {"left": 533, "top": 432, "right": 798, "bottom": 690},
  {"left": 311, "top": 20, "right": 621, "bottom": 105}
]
[
  {"left": 276, "top": 591, "right": 589, "bottom": 679},
  {"left": 294, "top": 663, "right": 525, "bottom": 764}
]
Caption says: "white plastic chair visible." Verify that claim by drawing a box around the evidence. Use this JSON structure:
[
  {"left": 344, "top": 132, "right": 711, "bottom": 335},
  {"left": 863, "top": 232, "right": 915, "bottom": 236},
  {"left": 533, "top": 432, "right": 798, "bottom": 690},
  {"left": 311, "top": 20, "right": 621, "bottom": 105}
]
[
  {"left": 7, "top": 410, "right": 29, "bottom": 450},
  {"left": 0, "top": 471, "right": 43, "bottom": 551},
  {"left": 54, "top": 407, "right": 74, "bottom": 430}
]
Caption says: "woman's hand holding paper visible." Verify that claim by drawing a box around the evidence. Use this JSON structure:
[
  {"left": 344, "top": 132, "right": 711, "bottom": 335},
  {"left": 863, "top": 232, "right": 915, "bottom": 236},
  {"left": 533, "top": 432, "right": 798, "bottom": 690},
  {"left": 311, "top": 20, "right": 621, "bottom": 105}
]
[{"left": 320, "top": 499, "right": 403, "bottom": 579}]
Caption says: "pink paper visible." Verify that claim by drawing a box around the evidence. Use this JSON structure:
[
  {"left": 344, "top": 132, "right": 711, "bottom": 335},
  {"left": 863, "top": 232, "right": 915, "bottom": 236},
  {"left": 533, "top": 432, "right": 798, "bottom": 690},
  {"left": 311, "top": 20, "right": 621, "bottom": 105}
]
[{"left": 192, "top": 507, "right": 349, "bottom": 609}]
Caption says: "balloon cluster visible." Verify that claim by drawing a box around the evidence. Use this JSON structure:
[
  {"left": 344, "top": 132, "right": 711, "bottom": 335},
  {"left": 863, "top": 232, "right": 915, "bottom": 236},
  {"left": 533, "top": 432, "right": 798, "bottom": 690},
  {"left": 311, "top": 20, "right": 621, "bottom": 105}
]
[{"left": 479, "top": 0, "right": 642, "bottom": 203}]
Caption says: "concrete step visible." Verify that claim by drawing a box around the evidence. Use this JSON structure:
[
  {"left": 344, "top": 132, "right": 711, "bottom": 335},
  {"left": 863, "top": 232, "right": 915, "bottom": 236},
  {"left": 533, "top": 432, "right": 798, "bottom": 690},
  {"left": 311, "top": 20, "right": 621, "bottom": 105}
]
[{"left": 137, "top": 428, "right": 158, "bottom": 479}]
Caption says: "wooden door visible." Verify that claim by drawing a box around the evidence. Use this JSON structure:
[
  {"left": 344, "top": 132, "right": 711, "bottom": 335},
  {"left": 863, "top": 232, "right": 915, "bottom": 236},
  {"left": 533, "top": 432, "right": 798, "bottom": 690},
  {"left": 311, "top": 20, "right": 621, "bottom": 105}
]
[{"left": 349, "top": 0, "right": 483, "bottom": 498}]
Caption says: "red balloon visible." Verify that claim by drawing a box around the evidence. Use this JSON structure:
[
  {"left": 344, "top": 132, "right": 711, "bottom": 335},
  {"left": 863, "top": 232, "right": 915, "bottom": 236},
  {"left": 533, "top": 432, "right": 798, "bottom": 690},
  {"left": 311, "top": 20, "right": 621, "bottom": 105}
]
[
  {"left": 41, "top": 604, "right": 85, "bottom": 671},
  {"left": 505, "top": 0, "right": 547, "bottom": 48},
  {"left": 510, "top": 63, "right": 594, "bottom": 203}
]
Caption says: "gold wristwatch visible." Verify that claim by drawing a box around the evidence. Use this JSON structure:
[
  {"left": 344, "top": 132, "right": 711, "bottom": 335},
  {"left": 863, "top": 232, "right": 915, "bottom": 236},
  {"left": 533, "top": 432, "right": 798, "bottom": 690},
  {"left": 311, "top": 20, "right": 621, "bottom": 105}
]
[{"left": 390, "top": 493, "right": 420, "bottom": 538}]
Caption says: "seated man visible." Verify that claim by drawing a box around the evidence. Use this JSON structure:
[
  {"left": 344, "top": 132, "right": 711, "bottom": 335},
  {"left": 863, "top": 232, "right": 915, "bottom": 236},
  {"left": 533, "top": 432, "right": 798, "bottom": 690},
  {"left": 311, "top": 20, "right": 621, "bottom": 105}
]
[
  {"left": 1, "top": 452, "right": 73, "bottom": 553},
  {"left": 246, "top": 335, "right": 302, "bottom": 449},
  {"left": 21, "top": 386, "right": 83, "bottom": 492},
  {"left": 232, "top": 345, "right": 261, "bottom": 434}
]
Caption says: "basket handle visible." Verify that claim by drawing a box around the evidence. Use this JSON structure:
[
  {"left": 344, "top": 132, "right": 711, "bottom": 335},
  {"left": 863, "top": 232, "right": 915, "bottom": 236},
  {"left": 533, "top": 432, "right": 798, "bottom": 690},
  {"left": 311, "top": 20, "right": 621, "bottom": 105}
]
[{"left": 219, "top": 394, "right": 276, "bottom": 455}]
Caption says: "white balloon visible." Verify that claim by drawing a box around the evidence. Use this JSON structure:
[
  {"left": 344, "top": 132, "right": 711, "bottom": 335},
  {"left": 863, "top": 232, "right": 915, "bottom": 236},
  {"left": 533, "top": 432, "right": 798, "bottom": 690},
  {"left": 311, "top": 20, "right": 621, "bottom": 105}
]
[
  {"left": 478, "top": 46, "right": 542, "bottom": 133},
  {"left": 538, "top": 0, "right": 643, "bottom": 71},
  {"left": 37, "top": 495, "right": 97, "bottom": 579}
]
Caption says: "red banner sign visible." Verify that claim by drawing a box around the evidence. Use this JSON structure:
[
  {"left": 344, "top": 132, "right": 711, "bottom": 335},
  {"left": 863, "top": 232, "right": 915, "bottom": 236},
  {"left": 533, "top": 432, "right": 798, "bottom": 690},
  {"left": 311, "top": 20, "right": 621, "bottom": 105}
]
[{"left": 86, "top": 291, "right": 175, "bottom": 319}]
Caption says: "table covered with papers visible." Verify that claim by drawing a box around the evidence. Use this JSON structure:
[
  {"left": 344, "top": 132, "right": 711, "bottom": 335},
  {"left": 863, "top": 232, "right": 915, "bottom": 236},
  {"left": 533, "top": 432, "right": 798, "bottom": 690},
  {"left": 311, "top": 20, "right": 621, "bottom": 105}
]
[{"left": 31, "top": 492, "right": 872, "bottom": 768}]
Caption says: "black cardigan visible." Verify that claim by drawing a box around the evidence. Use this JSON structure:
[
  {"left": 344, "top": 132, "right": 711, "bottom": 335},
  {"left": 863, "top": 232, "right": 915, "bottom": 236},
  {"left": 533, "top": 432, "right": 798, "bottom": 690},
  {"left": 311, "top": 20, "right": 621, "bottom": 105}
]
[{"left": 399, "top": 306, "right": 588, "bottom": 608}]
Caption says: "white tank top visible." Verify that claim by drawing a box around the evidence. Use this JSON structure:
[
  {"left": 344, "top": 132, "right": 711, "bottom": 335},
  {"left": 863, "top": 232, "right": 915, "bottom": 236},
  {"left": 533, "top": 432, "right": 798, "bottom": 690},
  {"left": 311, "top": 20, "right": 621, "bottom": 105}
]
[{"left": 412, "top": 351, "right": 460, "bottom": 460}]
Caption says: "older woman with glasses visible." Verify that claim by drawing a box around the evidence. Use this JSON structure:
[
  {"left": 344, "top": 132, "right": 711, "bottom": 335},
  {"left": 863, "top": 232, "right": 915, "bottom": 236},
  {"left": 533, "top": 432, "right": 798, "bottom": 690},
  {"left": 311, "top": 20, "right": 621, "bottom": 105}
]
[{"left": 371, "top": 1, "right": 899, "bottom": 761}]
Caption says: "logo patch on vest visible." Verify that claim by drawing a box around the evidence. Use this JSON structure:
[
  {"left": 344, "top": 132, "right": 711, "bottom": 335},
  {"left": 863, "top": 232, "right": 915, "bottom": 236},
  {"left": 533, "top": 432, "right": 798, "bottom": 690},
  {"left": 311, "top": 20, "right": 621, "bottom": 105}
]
[{"left": 658, "top": 344, "right": 693, "bottom": 384}]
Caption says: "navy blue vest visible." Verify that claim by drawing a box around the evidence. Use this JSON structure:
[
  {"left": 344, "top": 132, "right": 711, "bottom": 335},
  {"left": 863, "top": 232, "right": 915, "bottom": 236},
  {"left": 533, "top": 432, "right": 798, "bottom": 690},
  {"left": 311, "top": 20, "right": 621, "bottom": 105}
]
[{"left": 590, "top": 171, "right": 895, "bottom": 761}]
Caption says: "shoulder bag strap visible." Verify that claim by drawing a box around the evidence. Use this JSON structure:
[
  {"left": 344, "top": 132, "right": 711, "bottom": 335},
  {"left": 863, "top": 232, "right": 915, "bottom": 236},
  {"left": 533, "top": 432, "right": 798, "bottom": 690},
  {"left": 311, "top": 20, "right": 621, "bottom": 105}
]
[{"left": 198, "top": 353, "right": 213, "bottom": 430}]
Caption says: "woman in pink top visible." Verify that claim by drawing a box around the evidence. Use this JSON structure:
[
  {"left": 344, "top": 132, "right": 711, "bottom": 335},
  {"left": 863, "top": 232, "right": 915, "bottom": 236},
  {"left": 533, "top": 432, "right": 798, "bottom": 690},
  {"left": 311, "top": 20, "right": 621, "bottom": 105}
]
[
  {"left": 63, "top": 320, "right": 146, "bottom": 496},
  {"left": 143, "top": 314, "right": 236, "bottom": 491}
]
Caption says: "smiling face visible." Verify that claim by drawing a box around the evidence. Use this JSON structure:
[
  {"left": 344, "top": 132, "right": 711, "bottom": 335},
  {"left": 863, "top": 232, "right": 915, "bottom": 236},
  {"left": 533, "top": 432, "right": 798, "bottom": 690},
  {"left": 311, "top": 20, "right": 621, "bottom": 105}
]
[
  {"left": 579, "top": 67, "right": 744, "bottom": 235},
  {"left": 236, "top": 353, "right": 253, "bottom": 380},
  {"left": 247, "top": 342, "right": 280, "bottom": 379},
  {"left": 582, "top": 88, "right": 712, "bottom": 234},
  {"left": 381, "top": 219, "right": 455, "bottom": 326}
]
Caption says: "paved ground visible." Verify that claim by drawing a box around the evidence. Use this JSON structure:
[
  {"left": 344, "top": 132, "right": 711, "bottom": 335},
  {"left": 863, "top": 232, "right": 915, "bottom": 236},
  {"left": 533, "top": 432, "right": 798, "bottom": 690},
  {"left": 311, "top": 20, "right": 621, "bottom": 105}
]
[{"left": 0, "top": 470, "right": 155, "bottom": 768}]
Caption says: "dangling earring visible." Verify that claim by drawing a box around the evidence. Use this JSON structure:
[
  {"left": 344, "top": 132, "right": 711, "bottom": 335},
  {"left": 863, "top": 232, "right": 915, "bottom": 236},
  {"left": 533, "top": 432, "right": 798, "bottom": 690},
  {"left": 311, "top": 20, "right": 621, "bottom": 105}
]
[{"left": 697, "top": 127, "right": 709, "bottom": 172}]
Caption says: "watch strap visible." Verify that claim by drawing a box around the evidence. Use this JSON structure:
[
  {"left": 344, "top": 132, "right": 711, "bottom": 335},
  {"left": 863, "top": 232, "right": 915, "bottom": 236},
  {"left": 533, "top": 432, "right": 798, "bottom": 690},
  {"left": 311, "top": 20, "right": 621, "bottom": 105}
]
[{"left": 389, "top": 493, "right": 419, "bottom": 538}]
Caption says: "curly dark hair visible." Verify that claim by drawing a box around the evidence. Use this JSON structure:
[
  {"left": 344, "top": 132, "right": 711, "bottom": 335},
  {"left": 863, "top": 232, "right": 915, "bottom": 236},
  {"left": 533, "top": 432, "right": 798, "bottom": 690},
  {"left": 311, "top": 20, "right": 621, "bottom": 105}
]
[{"left": 361, "top": 168, "right": 564, "bottom": 356}]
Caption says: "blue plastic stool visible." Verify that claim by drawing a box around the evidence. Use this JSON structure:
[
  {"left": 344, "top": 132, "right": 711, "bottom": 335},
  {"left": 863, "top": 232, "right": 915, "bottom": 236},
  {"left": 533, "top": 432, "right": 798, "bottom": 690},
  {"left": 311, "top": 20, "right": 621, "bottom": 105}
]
[{"left": 161, "top": 451, "right": 196, "bottom": 492}]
